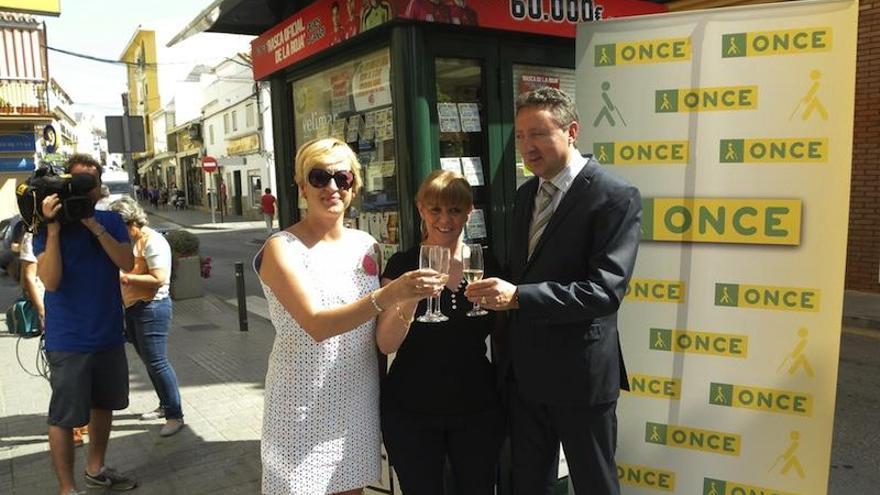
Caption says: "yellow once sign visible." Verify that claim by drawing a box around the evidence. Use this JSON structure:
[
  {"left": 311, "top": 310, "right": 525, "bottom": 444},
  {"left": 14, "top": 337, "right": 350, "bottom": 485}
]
[
  {"left": 644, "top": 198, "right": 802, "bottom": 245},
  {"left": 627, "top": 374, "right": 682, "bottom": 399},
  {"left": 0, "top": 0, "right": 60, "bottom": 15},
  {"left": 713, "top": 383, "right": 813, "bottom": 416},
  {"left": 625, "top": 278, "right": 685, "bottom": 303},
  {"left": 616, "top": 38, "right": 692, "bottom": 65},
  {"left": 746, "top": 28, "right": 832, "bottom": 56},
  {"left": 618, "top": 463, "right": 676, "bottom": 491}
]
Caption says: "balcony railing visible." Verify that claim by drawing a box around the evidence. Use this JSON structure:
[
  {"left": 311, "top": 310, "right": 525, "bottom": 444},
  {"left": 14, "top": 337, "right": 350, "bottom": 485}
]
[{"left": 0, "top": 80, "right": 50, "bottom": 117}]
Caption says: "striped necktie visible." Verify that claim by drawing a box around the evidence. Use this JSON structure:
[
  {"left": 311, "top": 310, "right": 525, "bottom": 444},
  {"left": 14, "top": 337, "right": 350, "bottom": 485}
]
[{"left": 528, "top": 181, "right": 559, "bottom": 259}]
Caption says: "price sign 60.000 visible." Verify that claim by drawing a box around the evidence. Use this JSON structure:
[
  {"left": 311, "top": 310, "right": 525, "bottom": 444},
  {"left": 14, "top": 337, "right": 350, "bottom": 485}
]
[{"left": 510, "top": 0, "right": 604, "bottom": 23}]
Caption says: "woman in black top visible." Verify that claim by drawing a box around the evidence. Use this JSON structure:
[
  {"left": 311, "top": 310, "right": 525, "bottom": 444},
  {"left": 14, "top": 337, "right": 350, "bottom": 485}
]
[{"left": 377, "top": 170, "right": 505, "bottom": 494}]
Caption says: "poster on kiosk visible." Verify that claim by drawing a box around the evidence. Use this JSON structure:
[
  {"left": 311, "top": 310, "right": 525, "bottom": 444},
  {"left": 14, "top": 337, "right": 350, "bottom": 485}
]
[{"left": 576, "top": 0, "right": 857, "bottom": 493}]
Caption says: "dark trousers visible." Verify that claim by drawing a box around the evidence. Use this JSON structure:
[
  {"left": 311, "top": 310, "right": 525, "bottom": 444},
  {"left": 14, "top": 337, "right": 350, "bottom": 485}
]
[
  {"left": 382, "top": 399, "right": 505, "bottom": 495},
  {"left": 508, "top": 379, "right": 620, "bottom": 495}
]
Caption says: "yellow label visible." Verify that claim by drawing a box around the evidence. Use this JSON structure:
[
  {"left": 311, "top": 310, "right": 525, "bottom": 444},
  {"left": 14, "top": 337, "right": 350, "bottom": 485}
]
[
  {"left": 710, "top": 382, "right": 813, "bottom": 416},
  {"left": 655, "top": 86, "right": 757, "bottom": 113},
  {"left": 602, "top": 38, "right": 692, "bottom": 66},
  {"left": 649, "top": 328, "right": 748, "bottom": 358},
  {"left": 618, "top": 463, "right": 676, "bottom": 491},
  {"left": 626, "top": 279, "right": 685, "bottom": 303},
  {"left": 16, "top": 183, "right": 28, "bottom": 195},
  {"left": 644, "top": 198, "right": 801, "bottom": 245},
  {"left": 723, "top": 28, "right": 832, "bottom": 58},
  {"left": 715, "top": 283, "right": 820, "bottom": 312},
  {"left": 720, "top": 138, "right": 828, "bottom": 163},
  {"left": 594, "top": 141, "right": 689, "bottom": 165},
  {"left": 646, "top": 422, "right": 741, "bottom": 456},
  {"left": 627, "top": 374, "right": 682, "bottom": 399}
]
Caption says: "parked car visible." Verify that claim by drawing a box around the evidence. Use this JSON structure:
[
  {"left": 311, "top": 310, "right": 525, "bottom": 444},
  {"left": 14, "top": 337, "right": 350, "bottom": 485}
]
[{"left": 0, "top": 214, "right": 25, "bottom": 280}]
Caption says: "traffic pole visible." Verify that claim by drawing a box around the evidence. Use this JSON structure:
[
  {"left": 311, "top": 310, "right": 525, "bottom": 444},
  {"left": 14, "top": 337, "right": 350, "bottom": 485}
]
[{"left": 235, "top": 261, "right": 248, "bottom": 332}]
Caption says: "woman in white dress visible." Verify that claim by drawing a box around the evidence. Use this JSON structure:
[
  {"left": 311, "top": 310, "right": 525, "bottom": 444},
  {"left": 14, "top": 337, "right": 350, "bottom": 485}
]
[{"left": 255, "top": 137, "right": 441, "bottom": 495}]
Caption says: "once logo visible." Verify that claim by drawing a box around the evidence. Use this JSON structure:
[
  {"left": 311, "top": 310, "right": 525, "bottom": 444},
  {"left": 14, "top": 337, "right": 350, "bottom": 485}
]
[
  {"left": 618, "top": 463, "right": 676, "bottom": 491},
  {"left": 595, "top": 37, "right": 691, "bottom": 67},
  {"left": 627, "top": 374, "right": 682, "bottom": 400},
  {"left": 715, "top": 283, "right": 820, "bottom": 312},
  {"left": 642, "top": 198, "right": 802, "bottom": 246},
  {"left": 703, "top": 477, "right": 799, "bottom": 495},
  {"left": 626, "top": 279, "right": 685, "bottom": 303},
  {"left": 650, "top": 328, "right": 748, "bottom": 358},
  {"left": 645, "top": 422, "right": 740, "bottom": 456},
  {"left": 720, "top": 138, "right": 828, "bottom": 164},
  {"left": 594, "top": 141, "right": 688, "bottom": 165},
  {"left": 656, "top": 86, "right": 757, "bottom": 113},
  {"left": 722, "top": 27, "right": 832, "bottom": 58},
  {"left": 709, "top": 382, "right": 813, "bottom": 416}
]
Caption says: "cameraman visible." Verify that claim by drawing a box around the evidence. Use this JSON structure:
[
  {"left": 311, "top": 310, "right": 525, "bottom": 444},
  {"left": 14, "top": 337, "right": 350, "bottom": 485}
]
[{"left": 35, "top": 154, "right": 136, "bottom": 495}]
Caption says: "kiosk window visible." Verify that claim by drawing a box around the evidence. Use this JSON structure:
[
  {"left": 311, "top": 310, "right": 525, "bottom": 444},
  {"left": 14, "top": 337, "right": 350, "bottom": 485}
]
[{"left": 291, "top": 48, "right": 400, "bottom": 259}]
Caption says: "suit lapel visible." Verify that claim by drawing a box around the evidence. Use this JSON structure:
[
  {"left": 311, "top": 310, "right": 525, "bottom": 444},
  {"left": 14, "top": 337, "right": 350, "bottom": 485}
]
[
  {"left": 512, "top": 178, "right": 538, "bottom": 279},
  {"left": 523, "top": 159, "right": 598, "bottom": 273}
]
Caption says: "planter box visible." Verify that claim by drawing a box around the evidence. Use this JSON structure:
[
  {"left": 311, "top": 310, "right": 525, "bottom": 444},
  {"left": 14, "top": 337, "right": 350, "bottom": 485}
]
[{"left": 170, "top": 255, "right": 203, "bottom": 300}]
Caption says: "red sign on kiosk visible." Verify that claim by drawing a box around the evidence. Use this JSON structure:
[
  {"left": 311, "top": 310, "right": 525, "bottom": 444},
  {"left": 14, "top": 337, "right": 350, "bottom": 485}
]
[
  {"left": 202, "top": 156, "right": 218, "bottom": 173},
  {"left": 251, "top": 0, "right": 668, "bottom": 80}
]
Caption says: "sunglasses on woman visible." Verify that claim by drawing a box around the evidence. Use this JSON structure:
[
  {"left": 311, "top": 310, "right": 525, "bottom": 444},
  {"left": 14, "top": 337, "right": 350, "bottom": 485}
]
[{"left": 307, "top": 169, "right": 355, "bottom": 190}]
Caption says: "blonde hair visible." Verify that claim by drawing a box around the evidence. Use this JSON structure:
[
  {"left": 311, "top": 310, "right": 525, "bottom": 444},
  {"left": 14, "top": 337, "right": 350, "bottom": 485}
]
[
  {"left": 294, "top": 137, "right": 363, "bottom": 195},
  {"left": 416, "top": 170, "right": 473, "bottom": 210}
]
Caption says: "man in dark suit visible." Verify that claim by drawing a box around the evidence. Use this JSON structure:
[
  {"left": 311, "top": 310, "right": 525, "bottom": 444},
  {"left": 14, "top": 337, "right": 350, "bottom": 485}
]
[{"left": 465, "top": 87, "right": 641, "bottom": 494}]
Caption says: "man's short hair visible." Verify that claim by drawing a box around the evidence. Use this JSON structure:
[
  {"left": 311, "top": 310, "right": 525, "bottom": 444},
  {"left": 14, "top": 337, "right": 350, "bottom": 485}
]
[
  {"left": 65, "top": 153, "right": 103, "bottom": 176},
  {"left": 515, "top": 87, "right": 579, "bottom": 130}
]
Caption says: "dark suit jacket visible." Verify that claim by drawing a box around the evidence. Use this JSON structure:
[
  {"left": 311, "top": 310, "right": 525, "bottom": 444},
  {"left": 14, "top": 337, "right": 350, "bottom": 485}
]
[{"left": 501, "top": 155, "right": 641, "bottom": 408}]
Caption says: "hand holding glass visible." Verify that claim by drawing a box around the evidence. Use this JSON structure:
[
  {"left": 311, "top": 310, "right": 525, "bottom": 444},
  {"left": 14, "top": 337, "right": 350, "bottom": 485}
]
[
  {"left": 464, "top": 244, "right": 488, "bottom": 316},
  {"left": 416, "top": 246, "right": 450, "bottom": 323}
]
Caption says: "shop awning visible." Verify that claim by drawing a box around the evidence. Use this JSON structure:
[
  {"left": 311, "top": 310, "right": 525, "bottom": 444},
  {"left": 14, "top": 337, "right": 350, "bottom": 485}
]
[
  {"left": 137, "top": 151, "right": 175, "bottom": 175},
  {"left": 167, "top": 0, "right": 308, "bottom": 46}
]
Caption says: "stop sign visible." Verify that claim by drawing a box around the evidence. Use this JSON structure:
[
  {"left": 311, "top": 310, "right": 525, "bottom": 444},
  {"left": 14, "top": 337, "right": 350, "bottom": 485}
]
[{"left": 202, "top": 156, "right": 218, "bottom": 173}]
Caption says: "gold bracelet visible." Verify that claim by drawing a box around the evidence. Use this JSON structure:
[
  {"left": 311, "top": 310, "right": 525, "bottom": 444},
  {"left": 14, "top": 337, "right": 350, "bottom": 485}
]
[
  {"left": 369, "top": 290, "right": 384, "bottom": 313},
  {"left": 395, "top": 305, "right": 413, "bottom": 326}
]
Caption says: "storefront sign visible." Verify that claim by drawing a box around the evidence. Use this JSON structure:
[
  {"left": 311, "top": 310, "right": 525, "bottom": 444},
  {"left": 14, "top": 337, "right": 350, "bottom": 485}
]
[
  {"left": 0, "top": 156, "right": 35, "bottom": 172},
  {"left": 0, "top": 133, "right": 36, "bottom": 153},
  {"left": 252, "top": 0, "right": 667, "bottom": 80},
  {"left": 227, "top": 133, "right": 261, "bottom": 156},
  {"left": 0, "top": 0, "right": 60, "bottom": 15}
]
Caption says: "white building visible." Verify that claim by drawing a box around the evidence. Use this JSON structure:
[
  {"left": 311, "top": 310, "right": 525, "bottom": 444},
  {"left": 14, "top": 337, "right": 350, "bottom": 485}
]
[{"left": 201, "top": 53, "right": 275, "bottom": 219}]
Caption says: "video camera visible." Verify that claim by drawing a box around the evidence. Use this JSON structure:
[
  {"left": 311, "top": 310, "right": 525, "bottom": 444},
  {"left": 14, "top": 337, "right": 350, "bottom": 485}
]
[{"left": 16, "top": 167, "right": 98, "bottom": 230}]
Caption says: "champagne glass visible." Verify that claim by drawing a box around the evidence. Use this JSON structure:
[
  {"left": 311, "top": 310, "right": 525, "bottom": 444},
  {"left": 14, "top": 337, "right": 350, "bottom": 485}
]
[
  {"left": 464, "top": 243, "right": 488, "bottom": 316},
  {"left": 431, "top": 246, "right": 451, "bottom": 322},
  {"left": 416, "top": 245, "right": 438, "bottom": 323}
]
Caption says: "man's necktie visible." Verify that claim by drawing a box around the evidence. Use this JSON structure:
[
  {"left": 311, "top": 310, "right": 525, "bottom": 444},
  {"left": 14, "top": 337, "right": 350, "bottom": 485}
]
[{"left": 528, "top": 181, "right": 559, "bottom": 259}]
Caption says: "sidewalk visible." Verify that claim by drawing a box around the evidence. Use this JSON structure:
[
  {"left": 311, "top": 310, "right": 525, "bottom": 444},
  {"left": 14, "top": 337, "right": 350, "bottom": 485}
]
[
  {"left": 843, "top": 289, "right": 880, "bottom": 330},
  {"left": 143, "top": 203, "right": 265, "bottom": 233},
  {"left": 0, "top": 294, "right": 272, "bottom": 494}
]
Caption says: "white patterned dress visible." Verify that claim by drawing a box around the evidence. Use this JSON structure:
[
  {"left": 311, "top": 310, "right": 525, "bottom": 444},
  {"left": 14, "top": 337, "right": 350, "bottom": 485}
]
[{"left": 255, "top": 229, "right": 381, "bottom": 495}]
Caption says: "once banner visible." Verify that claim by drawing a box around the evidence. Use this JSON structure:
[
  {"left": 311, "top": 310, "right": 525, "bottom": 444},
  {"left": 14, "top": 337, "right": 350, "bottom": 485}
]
[{"left": 576, "top": 1, "right": 857, "bottom": 493}]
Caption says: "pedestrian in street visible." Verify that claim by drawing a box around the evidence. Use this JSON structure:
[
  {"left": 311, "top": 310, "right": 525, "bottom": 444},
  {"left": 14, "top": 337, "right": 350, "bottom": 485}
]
[
  {"left": 376, "top": 170, "right": 505, "bottom": 494},
  {"left": 35, "top": 154, "right": 137, "bottom": 494},
  {"left": 465, "top": 87, "right": 641, "bottom": 495},
  {"left": 110, "top": 197, "right": 184, "bottom": 438},
  {"left": 253, "top": 137, "right": 442, "bottom": 495},
  {"left": 260, "top": 188, "right": 276, "bottom": 235}
]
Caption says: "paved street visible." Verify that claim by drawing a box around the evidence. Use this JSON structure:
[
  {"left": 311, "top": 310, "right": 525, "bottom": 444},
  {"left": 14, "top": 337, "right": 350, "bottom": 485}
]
[{"left": 0, "top": 205, "right": 877, "bottom": 494}]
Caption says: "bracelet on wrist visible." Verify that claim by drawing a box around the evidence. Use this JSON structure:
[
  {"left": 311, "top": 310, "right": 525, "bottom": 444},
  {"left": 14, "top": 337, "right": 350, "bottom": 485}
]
[
  {"left": 94, "top": 228, "right": 107, "bottom": 239},
  {"left": 369, "top": 290, "right": 384, "bottom": 313}
]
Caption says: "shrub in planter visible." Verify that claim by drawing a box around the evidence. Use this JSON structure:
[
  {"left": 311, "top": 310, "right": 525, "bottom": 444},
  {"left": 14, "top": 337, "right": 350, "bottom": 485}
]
[{"left": 164, "top": 230, "right": 204, "bottom": 299}]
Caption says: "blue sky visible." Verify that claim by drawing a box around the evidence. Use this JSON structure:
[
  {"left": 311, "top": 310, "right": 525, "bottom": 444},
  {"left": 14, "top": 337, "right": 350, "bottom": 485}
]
[{"left": 41, "top": 0, "right": 252, "bottom": 122}]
